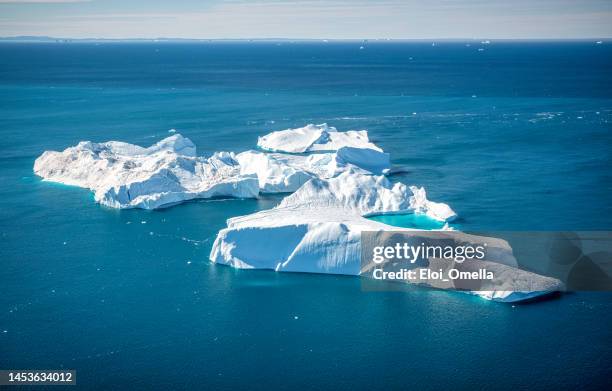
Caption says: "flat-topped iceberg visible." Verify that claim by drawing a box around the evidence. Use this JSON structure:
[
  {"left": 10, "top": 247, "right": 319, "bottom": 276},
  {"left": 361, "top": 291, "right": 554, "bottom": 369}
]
[
  {"left": 210, "top": 172, "right": 562, "bottom": 302},
  {"left": 257, "top": 123, "right": 384, "bottom": 153},
  {"left": 34, "top": 135, "right": 259, "bottom": 209}
]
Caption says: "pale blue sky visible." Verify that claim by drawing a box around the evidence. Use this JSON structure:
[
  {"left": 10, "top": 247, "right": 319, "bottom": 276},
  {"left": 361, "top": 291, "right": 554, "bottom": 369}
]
[{"left": 1, "top": 0, "right": 611, "bottom": 39}]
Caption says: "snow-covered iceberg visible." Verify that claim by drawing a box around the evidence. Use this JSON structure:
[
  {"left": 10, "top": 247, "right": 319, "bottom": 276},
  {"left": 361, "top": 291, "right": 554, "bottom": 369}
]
[
  {"left": 34, "top": 135, "right": 259, "bottom": 209},
  {"left": 232, "top": 124, "right": 391, "bottom": 193},
  {"left": 257, "top": 123, "right": 384, "bottom": 153},
  {"left": 271, "top": 171, "right": 457, "bottom": 221},
  {"left": 34, "top": 125, "right": 563, "bottom": 302},
  {"left": 235, "top": 147, "right": 391, "bottom": 193},
  {"left": 210, "top": 172, "right": 562, "bottom": 302},
  {"left": 34, "top": 126, "right": 392, "bottom": 204}
]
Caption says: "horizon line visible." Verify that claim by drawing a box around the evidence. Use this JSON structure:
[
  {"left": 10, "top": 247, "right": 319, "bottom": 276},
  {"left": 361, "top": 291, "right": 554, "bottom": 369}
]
[{"left": 0, "top": 36, "right": 610, "bottom": 43}]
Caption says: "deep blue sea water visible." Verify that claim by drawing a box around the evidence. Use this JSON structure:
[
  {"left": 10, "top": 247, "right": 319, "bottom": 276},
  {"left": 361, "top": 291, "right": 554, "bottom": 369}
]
[{"left": 1, "top": 42, "right": 611, "bottom": 389}]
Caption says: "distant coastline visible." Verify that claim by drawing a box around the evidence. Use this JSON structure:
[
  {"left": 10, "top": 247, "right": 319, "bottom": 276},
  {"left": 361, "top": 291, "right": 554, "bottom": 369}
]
[{"left": 0, "top": 36, "right": 609, "bottom": 43}]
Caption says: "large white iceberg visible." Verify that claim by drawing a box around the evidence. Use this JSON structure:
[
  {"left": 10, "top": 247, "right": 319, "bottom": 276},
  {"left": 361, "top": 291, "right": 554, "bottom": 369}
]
[
  {"left": 210, "top": 172, "right": 562, "bottom": 302},
  {"left": 244, "top": 124, "right": 391, "bottom": 193},
  {"left": 34, "top": 135, "right": 259, "bottom": 209},
  {"left": 34, "top": 126, "right": 563, "bottom": 302},
  {"left": 34, "top": 132, "right": 392, "bottom": 205},
  {"left": 257, "top": 123, "right": 384, "bottom": 153},
  {"left": 210, "top": 173, "right": 457, "bottom": 273}
]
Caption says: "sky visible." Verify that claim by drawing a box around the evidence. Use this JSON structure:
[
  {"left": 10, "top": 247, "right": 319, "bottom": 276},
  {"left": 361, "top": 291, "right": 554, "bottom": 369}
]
[{"left": 1, "top": 0, "right": 611, "bottom": 39}]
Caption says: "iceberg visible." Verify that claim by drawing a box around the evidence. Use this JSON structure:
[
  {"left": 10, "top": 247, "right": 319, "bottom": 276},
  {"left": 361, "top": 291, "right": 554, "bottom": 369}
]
[
  {"left": 408, "top": 186, "right": 457, "bottom": 222},
  {"left": 34, "top": 124, "right": 563, "bottom": 302},
  {"left": 240, "top": 123, "right": 390, "bottom": 193},
  {"left": 274, "top": 172, "right": 450, "bottom": 217},
  {"left": 235, "top": 147, "right": 391, "bottom": 193},
  {"left": 257, "top": 123, "right": 384, "bottom": 153},
  {"left": 34, "top": 131, "right": 392, "bottom": 205},
  {"left": 235, "top": 151, "right": 313, "bottom": 194},
  {"left": 210, "top": 172, "right": 562, "bottom": 302},
  {"left": 34, "top": 135, "right": 259, "bottom": 209}
]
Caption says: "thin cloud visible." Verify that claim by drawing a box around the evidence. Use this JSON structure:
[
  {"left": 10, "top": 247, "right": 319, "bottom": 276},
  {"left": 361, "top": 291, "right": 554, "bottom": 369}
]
[
  {"left": 0, "top": 0, "right": 610, "bottom": 39},
  {"left": 0, "top": 0, "right": 90, "bottom": 3}
]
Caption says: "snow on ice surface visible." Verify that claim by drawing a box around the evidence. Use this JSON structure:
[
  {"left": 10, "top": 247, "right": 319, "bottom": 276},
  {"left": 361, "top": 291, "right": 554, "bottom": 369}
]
[
  {"left": 235, "top": 147, "right": 391, "bottom": 193},
  {"left": 244, "top": 123, "right": 391, "bottom": 191},
  {"left": 257, "top": 123, "right": 384, "bottom": 153},
  {"left": 295, "top": 174, "right": 457, "bottom": 222}
]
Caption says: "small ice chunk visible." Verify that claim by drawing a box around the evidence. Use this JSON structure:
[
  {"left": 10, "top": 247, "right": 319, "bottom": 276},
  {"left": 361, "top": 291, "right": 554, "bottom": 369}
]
[{"left": 409, "top": 186, "right": 457, "bottom": 222}]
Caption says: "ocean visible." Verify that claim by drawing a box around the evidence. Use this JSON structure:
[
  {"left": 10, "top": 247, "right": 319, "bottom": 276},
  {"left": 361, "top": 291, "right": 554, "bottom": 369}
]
[{"left": 1, "top": 41, "right": 611, "bottom": 389}]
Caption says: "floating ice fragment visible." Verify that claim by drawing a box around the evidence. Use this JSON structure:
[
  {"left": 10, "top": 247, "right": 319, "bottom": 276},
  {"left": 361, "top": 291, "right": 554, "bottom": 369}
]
[{"left": 409, "top": 186, "right": 458, "bottom": 222}]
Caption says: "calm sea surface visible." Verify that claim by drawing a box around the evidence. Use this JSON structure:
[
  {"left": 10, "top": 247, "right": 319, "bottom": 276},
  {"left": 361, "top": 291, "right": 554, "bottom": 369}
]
[{"left": 1, "top": 42, "right": 611, "bottom": 389}]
